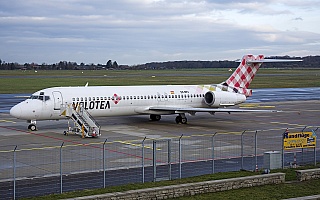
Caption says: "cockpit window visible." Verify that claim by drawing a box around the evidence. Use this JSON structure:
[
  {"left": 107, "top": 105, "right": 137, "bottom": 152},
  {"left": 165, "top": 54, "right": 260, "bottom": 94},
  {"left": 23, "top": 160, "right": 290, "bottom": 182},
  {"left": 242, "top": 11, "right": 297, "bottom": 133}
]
[
  {"left": 30, "top": 95, "right": 39, "bottom": 99},
  {"left": 30, "top": 95, "right": 50, "bottom": 101}
]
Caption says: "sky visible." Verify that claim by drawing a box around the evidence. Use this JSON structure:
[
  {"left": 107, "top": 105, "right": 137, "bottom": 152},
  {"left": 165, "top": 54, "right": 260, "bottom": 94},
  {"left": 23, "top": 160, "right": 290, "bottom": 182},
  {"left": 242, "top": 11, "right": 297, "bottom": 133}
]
[{"left": 1, "top": 0, "right": 320, "bottom": 65}]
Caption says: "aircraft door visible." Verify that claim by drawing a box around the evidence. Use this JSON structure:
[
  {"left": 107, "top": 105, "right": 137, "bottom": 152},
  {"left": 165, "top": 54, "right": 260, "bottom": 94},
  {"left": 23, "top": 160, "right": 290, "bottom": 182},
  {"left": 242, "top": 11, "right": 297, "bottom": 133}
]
[
  {"left": 156, "top": 92, "right": 168, "bottom": 105},
  {"left": 52, "top": 91, "right": 63, "bottom": 110}
]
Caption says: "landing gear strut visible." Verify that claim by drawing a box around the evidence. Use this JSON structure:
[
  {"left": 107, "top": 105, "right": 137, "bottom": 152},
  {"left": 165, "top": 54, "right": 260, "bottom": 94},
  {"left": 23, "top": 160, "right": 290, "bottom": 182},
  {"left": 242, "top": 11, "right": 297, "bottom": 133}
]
[
  {"left": 175, "top": 113, "right": 187, "bottom": 124},
  {"left": 150, "top": 114, "right": 161, "bottom": 121}
]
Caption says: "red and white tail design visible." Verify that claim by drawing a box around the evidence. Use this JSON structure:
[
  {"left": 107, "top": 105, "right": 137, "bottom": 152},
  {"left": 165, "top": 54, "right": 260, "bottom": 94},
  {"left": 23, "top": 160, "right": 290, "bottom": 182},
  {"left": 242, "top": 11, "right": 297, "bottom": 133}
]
[
  {"left": 220, "top": 55, "right": 302, "bottom": 97},
  {"left": 221, "top": 55, "right": 264, "bottom": 97}
]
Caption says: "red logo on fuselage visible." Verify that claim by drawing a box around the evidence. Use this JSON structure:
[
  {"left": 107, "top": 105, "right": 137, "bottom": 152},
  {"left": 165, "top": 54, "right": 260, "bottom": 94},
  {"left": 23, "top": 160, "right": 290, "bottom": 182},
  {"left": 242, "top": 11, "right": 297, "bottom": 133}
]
[{"left": 113, "top": 94, "right": 121, "bottom": 104}]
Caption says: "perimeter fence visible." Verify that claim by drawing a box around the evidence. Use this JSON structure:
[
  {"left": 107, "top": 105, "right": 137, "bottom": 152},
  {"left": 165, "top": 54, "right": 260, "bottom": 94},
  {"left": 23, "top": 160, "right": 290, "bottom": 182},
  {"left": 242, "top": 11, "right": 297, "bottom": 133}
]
[{"left": 0, "top": 126, "right": 319, "bottom": 199}]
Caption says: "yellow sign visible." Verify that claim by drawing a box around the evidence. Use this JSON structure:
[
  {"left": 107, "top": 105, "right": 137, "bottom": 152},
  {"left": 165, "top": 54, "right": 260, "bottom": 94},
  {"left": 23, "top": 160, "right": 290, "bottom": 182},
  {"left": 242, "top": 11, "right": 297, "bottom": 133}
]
[{"left": 283, "top": 131, "right": 316, "bottom": 150}]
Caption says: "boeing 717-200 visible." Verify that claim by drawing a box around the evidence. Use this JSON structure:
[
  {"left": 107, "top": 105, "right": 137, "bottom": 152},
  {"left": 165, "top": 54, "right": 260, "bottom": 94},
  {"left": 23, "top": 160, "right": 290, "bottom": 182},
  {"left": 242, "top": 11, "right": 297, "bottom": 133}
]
[{"left": 9, "top": 55, "right": 301, "bottom": 137}]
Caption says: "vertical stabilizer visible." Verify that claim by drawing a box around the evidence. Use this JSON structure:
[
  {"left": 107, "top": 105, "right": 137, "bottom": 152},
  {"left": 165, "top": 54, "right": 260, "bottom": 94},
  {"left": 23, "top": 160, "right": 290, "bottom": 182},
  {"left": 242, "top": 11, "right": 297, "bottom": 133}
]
[
  {"left": 220, "top": 55, "right": 302, "bottom": 97},
  {"left": 221, "top": 55, "right": 264, "bottom": 97}
]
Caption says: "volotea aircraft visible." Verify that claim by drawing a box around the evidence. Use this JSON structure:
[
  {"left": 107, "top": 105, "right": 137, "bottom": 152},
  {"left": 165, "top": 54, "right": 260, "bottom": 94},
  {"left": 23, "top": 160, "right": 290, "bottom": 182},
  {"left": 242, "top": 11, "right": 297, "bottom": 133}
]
[{"left": 10, "top": 55, "right": 301, "bottom": 137}]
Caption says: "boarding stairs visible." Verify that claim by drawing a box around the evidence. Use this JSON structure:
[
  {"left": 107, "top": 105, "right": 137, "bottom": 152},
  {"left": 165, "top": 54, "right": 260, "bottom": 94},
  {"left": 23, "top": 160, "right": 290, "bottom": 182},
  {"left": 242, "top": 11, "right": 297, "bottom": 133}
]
[{"left": 61, "top": 104, "right": 101, "bottom": 138}]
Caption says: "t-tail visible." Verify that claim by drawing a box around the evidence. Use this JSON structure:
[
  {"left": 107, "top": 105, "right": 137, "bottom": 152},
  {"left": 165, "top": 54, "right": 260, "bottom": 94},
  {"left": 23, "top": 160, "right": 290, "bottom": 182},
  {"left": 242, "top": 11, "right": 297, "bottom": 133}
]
[{"left": 219, "top": 55, "right": 302, "bottom": 97}]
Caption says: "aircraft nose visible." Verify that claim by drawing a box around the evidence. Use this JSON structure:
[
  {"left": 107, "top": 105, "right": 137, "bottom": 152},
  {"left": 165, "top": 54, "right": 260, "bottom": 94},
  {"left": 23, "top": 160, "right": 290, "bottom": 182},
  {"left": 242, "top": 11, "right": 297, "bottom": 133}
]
[{"left": 10, "top": 104, "right": 22, "bottom": 118}]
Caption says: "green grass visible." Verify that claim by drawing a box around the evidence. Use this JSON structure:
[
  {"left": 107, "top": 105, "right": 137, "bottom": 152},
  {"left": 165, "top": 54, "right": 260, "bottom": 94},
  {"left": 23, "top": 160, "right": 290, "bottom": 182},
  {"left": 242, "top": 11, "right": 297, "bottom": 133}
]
[
  {"left": 21, "top": 166, "right": 320, "bottom": 200},
  {"left": 175, "top": 180, "right": 320, "bottom": 200},
  {"left": 1, "top": 69, "right": 320, "bottom": 93}
]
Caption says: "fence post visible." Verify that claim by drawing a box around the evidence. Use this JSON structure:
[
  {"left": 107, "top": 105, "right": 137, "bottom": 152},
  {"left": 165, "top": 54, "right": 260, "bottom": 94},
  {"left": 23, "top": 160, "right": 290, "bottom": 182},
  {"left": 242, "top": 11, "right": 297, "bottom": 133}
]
[
  {"left": 142, "top": 137, "right": 146, "bottom": 183},
  {"left": 282, "top": 129, "right": 288, "bottom": 169},
  {"left": 153, "top": 140, "right": 156, "bottom": 182},
  {"left": 302, "top": 126, "right": 307, "bottom": 163},
  {"left": 103, "top": 139, "right": 107, "bottom": 188},
  {"left": 212, "top": 132, "right": 217, "bottom": 174},
  {"left": 312, "top": 129, "right": 317, "bottom": 166},
  {"left": 315, "top": 128, "right": 319, "bottom": 166},
  {"left": 13, "top": 145, "right": 17, "bottom": 200},
  {"left": 168, "top": 139, "right": 172, "bottom": 180},
  {"left": 241, "top": 130, "right": 246, "bottom": 170},
  {"left": 60, "top": 142, "right": 64, "bottom": 194},
  {"left": 179, "top": 134, "right": 183, "bottom": 179},
  {"left": 254, "top": 130, "right": 258, "bottom": 171}
]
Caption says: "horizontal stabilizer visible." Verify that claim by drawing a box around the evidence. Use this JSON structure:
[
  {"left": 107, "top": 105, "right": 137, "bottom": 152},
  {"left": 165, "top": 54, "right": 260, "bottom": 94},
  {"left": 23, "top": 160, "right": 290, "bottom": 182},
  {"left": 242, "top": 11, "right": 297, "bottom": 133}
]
[{"left": 237, "top": 59, "right": 303, "bottom": 63}]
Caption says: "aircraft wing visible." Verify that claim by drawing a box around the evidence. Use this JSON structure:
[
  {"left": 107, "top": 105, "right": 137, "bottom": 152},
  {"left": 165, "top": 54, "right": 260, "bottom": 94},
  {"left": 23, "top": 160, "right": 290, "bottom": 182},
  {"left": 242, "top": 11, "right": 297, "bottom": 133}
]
[{"left": 148, "top": 106, "right": 279, "bottom": 114}]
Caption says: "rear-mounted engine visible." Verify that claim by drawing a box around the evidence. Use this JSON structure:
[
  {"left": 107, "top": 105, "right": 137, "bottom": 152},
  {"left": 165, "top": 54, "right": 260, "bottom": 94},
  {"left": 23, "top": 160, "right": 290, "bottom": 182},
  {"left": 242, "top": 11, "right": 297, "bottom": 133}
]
[{"left": 204, "top": 91, "right": 215, "bottom": 106}]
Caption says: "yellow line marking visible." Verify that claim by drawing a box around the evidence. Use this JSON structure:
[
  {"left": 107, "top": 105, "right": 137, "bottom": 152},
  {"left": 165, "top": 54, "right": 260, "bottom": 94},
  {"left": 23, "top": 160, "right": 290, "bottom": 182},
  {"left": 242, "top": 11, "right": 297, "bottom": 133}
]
[
  {"left": 259, "top": 106, "right": 276, "bottom": 108},
  {"left": 115, "top": 141, "right": 161, "bottom": 150},
  {"left": 270, "top": 122, "right": 307, "bottom": 127},
  {"left": 0, "top": 120, "right": 16, "bottom": 123}
]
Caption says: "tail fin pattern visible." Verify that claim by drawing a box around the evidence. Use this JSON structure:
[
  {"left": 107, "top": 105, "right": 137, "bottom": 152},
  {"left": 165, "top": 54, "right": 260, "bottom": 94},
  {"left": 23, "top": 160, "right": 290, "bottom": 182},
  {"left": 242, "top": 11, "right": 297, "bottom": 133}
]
[{"left": 221, "top": 55, "right": 264, "bottom": 97}]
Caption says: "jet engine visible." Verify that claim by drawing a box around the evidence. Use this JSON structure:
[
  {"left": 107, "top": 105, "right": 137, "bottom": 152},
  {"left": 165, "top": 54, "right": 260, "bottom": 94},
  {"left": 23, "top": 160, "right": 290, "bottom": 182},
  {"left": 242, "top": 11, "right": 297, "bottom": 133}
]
[
  {"left": 204, "top": 91, "right": 216, "bottom": 106},
  {"left": 204, "top": 91, "right": 246, "bottom": 107}
]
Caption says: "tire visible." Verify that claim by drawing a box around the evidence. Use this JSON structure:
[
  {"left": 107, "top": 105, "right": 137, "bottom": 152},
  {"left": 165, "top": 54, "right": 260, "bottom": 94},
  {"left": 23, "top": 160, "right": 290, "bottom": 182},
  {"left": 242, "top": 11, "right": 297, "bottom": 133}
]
[
  {"left": 28, "top": 124, "right": 37, "bottom": 131},
  {"left": 150, "top": 114, "right": 161, "bottom": 121},
  {"left": 181, "top": 118, "right": 187, "bottom": 124},
  {"left": 175, "top": 116, "right": 182, "bottom": 124},
  {"left": 155, "top": 115, "right": 161, "bottom": 121}
]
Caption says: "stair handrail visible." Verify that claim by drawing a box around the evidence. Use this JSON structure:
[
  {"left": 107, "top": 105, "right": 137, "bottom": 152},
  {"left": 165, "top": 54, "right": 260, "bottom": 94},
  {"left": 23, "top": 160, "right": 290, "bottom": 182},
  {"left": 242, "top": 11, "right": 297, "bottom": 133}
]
[{"left": 78, "top": 106, "right": 101, "bottom": 135}]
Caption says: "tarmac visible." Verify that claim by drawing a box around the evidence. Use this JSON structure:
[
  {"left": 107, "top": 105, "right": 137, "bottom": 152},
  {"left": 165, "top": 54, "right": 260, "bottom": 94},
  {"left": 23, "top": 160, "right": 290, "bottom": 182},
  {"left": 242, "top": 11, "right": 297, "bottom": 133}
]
[
  {"left": 0, "top": 100, "right": 319, "bottom": 150},
  {"left": 0, "top": 91, "right": 319, "bottom": 199}
]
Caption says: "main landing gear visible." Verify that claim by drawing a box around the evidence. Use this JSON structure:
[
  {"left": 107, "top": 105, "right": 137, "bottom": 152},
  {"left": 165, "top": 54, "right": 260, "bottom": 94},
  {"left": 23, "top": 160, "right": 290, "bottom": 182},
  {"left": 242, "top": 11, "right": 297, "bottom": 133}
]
[
  {"left": 175, "top": 113, "right": 187, "bottom": 124},
  {"left": 27, "top": 120, "right": 37, "bottom": 131},
  {"left": 149, "top": 114, "right": 188, "bottom": 124},
  {"left": 150, "top": 114, "right": 161, "bottom": 121}
]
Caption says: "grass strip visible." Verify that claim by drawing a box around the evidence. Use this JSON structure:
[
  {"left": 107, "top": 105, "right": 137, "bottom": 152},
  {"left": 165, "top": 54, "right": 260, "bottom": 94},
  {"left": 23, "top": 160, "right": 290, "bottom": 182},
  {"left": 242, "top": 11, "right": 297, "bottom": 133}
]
[
  {"left": 1, "top": 69, "right": 319, "bottom": 93},
  {"left": 22, "top": 165, "right": 320, "bottom": 200}
]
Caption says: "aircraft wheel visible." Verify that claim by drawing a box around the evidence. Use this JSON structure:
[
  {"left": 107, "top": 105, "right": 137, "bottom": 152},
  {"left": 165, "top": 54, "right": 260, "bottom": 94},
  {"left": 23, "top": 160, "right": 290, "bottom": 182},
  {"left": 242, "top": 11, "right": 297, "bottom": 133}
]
[
  {"left": 150, "top": 114, "right": 161, "bottom": 121},
  {"left": 175, "top": 116, "right": 182, "bottom": 124},
  {"left": 181, "top": 117, "right": 188, "bottom": 124},
  {"left": 28, "top": 124, "right": 37, "bottom": 131}
]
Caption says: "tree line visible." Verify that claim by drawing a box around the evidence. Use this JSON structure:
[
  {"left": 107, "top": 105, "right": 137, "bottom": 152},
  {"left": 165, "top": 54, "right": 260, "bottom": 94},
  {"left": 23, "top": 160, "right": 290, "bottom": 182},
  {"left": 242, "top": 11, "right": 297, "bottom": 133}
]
[{"left": 1, "top": 56, "right": 320, "bottom": 70}]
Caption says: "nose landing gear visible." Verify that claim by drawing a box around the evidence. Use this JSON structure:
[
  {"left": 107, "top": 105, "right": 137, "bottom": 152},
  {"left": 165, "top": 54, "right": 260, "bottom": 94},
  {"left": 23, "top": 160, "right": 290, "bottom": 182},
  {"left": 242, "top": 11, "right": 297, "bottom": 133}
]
[{"left": 27, "top": 120, "right": 37, "bottom": 131}]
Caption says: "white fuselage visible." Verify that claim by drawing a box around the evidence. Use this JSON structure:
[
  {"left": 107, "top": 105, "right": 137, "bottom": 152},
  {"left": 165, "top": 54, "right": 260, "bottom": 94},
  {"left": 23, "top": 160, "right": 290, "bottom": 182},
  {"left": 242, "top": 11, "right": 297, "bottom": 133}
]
[{"left": 10, "top": 84, "right": 246, "bottom": 121}]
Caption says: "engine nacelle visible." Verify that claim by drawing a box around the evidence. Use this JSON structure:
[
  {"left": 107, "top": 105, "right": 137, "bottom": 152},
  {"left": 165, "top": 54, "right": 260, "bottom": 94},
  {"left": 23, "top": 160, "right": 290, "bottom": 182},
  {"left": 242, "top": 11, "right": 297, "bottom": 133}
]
[
  {"left": 204, "top": 91, "right": 216, "bottom": 106},
  {"left": 204, "top": 91, "right": 246, "bottom": 107}
]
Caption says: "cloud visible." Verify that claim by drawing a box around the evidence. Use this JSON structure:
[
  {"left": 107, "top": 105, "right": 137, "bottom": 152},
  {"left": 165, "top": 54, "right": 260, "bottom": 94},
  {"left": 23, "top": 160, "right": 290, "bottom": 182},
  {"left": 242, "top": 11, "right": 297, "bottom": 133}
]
[
  {"left": 0, "top": 0, "right": 320, "bottom": 64},
  {"left": 292, "top": 17, "right": 303, "bottom": 21}
]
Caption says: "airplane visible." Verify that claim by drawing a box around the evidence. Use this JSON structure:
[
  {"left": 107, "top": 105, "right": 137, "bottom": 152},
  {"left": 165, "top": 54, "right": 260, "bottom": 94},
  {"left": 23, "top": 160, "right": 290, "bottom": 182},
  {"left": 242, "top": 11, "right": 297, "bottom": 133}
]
[{"left": 10, "top": 55, "right": 301, "bottom": 137}]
